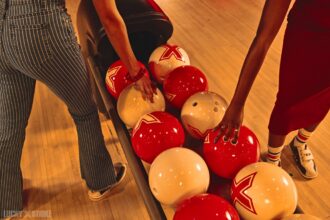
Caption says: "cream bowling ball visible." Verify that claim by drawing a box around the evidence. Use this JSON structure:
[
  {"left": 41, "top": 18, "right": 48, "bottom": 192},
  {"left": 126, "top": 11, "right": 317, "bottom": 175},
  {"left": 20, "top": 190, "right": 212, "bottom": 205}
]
[
  {"left": 117, "top": 84, "right": 165, "bottom": 128},
  {"left": 181, "top": 91, "right": 228, "bottom": 139},
  {"left": 231, "top": 162, "right": 298, "bottom": 220},
  {"left": 149, "top": 44, "right": 190, "bottom": 83},
  {"left": 149, "top": 147, "right": 210, "bottom": 207}
]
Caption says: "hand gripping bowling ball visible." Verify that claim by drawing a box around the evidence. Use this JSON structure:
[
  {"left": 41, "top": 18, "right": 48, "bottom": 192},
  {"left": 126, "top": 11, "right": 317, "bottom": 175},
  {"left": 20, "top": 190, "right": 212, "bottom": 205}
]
[
  {"left": 203, "top": 125, "right": 260, "bottom": 179},
  {"left": 174, "top": 194, "right": 240, "bottom": 220},
  {"left": 149, "top": 148, "right": 210, "bottom": 207},
  {"left": 131, "top": 111, "right": 185, "bottom": 163},
  {"left": 117, "top": 84, "right": 165, "bottom": 128},
  {"left": 105, "top": 60, "right": 148, "bottom": 99},
  {"left": 181, "top": 91, "right": 228, "bottom": 140},
  {"left": 149, "top": 44, "right": 190, "bottom": 83},
  {"left": 231, "top": 162, "right": 298, "bottom": 220},
  {"left": 163, "top": 65, "right": 208, "bottom": 110}
]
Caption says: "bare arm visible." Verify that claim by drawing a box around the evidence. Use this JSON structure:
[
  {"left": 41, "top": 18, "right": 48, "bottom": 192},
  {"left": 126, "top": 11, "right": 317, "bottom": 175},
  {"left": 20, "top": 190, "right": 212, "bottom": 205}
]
[
  {"left": 232, "top": 0, "right": 292, "bottom": 106},
  {"left": 92, "top": 0, "right": 155, "bottom": 101},
  {"left": 217, "top": 0, "right": 292, "bottom": 142},
  {"left": 92, "top": 0, "right": 139, "bottom": 74}
]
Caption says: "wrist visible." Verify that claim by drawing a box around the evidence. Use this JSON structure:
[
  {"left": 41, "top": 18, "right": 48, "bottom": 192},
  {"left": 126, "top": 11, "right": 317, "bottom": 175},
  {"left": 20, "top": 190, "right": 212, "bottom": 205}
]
[
  {"left": 128, "top": 64, "right": 141, "bottom": 77},
  {"left": 127, "top": 66, "right": 146, "bottom": 82}
]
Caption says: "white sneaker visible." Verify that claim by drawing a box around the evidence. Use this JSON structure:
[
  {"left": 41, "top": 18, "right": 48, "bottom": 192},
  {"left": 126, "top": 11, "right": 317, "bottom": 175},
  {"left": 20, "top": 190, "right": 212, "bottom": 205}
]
[
  {"left": 88, "top": 163, "right": 127, "bottom": 201},
  {"left": 289, "top": 140, "right": 318, "bottom": 179}
]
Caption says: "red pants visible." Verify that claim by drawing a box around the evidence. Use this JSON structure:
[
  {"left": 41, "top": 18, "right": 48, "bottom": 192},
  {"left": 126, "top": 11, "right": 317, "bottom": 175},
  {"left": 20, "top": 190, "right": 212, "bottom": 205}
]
[{"left": 268, "top": 0, "right": 330, "bottom": 135}]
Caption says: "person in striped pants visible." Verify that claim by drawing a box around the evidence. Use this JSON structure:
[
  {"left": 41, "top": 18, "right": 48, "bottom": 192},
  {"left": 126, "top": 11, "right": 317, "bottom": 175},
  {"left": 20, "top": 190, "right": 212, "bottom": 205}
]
[{"left": 0, "top": 0, "right": 154, "bottom": 218}]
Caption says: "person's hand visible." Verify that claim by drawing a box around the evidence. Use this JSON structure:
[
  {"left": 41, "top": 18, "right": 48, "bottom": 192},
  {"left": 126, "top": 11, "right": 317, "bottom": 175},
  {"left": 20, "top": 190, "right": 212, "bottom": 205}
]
[
  {"left": 214, "top": 103, "right": 244, "bottom": 144},
  {"left": 128, "top": 64, "right": 156, "bottom": 103},
  {"left": 134, "top": 75, "right": 156, "bottom": 103}
]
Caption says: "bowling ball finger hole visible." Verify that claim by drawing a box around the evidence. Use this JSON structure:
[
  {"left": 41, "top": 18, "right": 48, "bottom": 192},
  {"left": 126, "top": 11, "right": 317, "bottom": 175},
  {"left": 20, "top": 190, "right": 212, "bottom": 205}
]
[
  {"left": 213, "top": 107, "right": 218, "bottom": 112},
  {"left": 215, "top": 101, "right": 219, "bottom": 105},
  {"left": 192, "top": 102, "right": 198, "bottom": 107}
]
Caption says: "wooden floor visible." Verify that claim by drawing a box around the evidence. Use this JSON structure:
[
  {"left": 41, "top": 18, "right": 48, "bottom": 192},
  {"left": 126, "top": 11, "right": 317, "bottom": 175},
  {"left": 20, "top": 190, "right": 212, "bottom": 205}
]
[
  {"left": 18, "top": 0, "right": 329, "bottom": 219},
  {"left": 21, "top": 84, "right": 151, "bottom": 219}
]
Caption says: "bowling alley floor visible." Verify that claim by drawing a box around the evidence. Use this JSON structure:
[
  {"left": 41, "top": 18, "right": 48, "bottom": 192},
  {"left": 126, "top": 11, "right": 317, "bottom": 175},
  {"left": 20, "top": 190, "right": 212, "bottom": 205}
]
[{"left": 18, "top": 0, "right": 330, "bottom": 219}]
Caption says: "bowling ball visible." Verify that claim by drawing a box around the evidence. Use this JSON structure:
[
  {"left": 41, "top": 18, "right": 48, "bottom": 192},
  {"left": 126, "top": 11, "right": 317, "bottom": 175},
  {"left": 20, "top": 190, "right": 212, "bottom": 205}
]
[
  {"left": 231, "top": 162, "right": 298, "bottom": 220},
  {"left": 117, "top": 84, "right": 165, "bottom": 128},
  {"left": 203, "top": 125, "right": 260, "bottom": 179},
  {"left": 163, "top": 65, "right": 208, "bottom": 109},
  {"left": 131, "top": 111, "right": 185, "bottom": 163},
  {"left": 149, "top": 147, "right": 210, "bottom": 207},
  {"left": 281, "top": 214, "right": 321, "bottom": 220},
  {"left": 174, "top": 194, "right": 240, "bottom": 220},
  {"left": 149, "top": 44, "right": 190, "bottom": 83},
  {"left": 181, "top": 91, "right": 228, "bottom": 139},
  {"left": 105, "top": 60, "right": 148, "bottom": 99}
]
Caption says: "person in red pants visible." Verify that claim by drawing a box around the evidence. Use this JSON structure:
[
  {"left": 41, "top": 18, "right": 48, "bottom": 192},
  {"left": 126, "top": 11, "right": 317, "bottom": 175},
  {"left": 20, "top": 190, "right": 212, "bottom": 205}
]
[{"left": 216, "top": 0, "right": 330, "bottom": 179}]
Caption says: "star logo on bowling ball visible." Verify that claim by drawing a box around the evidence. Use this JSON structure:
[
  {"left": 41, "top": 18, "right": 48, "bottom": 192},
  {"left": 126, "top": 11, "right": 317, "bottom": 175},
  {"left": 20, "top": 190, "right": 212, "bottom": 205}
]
[
  {"left": 106, "top": 66, "right": 122, "bottom": 93},
  {"left": 186, "top": 124, "right": 210, "bottom": 138},
  {"left": 160, "top": 44, "right": 184, "bottom": 61},
  {"left": 204, "top": 133, "right": 210, "bottom": 143},
  {"left": 132, "top": 113, "right": 161, "bottom": 136},
  {"left": 231, "top": 172, "right": 257, "bottom": 215},
  {"left": 165, "top": 92, "right": 176, "bottom": 101}
]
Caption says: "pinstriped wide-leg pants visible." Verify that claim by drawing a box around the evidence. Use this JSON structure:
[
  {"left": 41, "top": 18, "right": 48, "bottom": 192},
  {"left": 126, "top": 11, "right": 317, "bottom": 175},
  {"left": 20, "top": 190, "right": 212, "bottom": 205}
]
[{"left": 0, "top": 0, "right": 117, "bottom": 216}]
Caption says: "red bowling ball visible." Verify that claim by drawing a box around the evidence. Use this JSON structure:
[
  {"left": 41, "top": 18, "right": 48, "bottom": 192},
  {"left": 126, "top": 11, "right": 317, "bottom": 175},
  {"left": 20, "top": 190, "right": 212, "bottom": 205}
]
[
  {"left": 163, "top": 65, "right": 208, "bottom": 109},
  {"left": 203, "top": 125, "right": 260, "bottom": 179},
  {"left": 131, "top": 111, "right": 185, "bottom": 163},
  {"left": 174, "top": 194, "right": 240, "bottom": 220},
  {"left": 105, "top": 60, "right": 148, "bottom": 99}
]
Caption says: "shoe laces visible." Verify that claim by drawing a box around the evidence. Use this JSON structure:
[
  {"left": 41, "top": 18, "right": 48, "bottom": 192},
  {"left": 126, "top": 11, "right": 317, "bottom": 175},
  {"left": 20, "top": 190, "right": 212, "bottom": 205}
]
[{"left": 298, "top": 145, "right": 314, "bottom": 161}]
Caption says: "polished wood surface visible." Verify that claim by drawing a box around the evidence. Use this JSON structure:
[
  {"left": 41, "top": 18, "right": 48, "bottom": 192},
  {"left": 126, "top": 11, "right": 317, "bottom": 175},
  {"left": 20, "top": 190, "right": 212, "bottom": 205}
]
[
  {"left": 21, "top": 83, "right": 149, "bottom": 220},
  {"left": 18, "top": 0, "right": 329, "bottom": 219}
]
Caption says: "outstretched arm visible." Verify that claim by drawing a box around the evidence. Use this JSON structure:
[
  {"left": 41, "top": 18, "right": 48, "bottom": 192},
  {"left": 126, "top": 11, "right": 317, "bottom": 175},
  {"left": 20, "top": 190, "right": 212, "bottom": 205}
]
[
  {"left": 216, "top": 0, "right": 292, "bottom": 142},
  {"left": 93, "top": 0, "right": 155, "bottom": 101}
]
